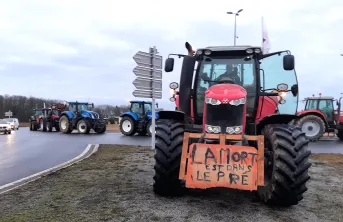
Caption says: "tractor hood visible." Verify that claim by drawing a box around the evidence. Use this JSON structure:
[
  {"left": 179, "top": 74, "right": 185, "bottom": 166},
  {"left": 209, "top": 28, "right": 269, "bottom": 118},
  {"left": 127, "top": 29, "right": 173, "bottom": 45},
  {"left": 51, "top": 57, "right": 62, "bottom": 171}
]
[
  {"left": 147, "top": 111, "right": 159, "bottom": 119},
  {"left": 206, "top": 84, "right": 247, "bottom": 103},
  {"left": 81, "top": 110, "right": 100, "bottom": 119}
]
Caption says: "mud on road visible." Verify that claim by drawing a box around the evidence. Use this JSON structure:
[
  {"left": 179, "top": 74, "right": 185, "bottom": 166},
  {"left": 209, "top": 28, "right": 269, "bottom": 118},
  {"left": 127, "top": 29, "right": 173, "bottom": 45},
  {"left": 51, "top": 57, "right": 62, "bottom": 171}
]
[{"left": 0, "top": 145, "right": 342, "bottom": 222}]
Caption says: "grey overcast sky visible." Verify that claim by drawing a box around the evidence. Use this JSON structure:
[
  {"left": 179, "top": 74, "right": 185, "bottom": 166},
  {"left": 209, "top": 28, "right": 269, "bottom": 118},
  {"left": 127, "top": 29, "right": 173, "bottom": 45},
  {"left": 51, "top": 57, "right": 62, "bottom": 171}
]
[{"left": 0, "top": 0, "right": 342, "bottom": 110}]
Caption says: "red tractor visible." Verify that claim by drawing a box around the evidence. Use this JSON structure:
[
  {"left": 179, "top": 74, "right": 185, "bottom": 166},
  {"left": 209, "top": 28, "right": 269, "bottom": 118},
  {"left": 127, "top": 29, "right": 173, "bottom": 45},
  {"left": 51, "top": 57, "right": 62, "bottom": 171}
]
[
  {"left": 153, "top": 42, "right": 311, "bottom": 207},
  {"left": 290, "top": 95, "right": 343, "bottom": 141},
  {"left": 39, "top": 104, "right": 66, "bottom": 132},
  {"left": 29, "top": 108, "right": 43, "bottom": 131}
]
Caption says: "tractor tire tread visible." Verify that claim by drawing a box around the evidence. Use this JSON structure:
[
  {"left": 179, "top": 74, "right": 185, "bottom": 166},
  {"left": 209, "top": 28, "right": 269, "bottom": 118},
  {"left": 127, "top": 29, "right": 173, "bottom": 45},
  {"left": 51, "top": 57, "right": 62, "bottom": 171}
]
[
  {"left": 258, "top": 124, "right": 311, "bottom": 206},
  {"left": 153, "top": 119, "right": 185, "bottom": 196}
]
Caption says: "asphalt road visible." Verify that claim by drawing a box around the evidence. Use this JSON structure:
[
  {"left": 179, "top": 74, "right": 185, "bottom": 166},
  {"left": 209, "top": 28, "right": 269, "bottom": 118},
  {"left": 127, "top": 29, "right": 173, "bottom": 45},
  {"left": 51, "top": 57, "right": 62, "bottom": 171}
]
[
  {"left": 0, "top": 128, "right": 150, "bottom": 186},
  {"left": 0, "top": 128, "right": 342, "bottom": 187}
]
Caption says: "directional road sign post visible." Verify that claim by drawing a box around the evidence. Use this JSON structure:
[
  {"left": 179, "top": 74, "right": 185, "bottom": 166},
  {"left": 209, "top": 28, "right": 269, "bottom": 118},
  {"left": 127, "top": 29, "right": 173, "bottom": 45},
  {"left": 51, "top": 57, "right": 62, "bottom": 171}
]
[
  {"left": 4, "top": 111, "right": 12, "bottom": 118},
  {"left": 132, "top": 46, "right": 163, "bottom": 150}
]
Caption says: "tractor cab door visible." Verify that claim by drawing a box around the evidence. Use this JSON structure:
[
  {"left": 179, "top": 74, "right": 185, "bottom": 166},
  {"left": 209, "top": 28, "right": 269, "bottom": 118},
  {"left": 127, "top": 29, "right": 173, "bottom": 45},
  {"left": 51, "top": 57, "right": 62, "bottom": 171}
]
[
  {"left": 130, "top": 102, "right": 144, "bottom": 119},
  {"left": 318, "top": 99, "right": 334, "bottom": 124},
  {"left": 259, "top": 51, "right": 298, "bottom": 116}
]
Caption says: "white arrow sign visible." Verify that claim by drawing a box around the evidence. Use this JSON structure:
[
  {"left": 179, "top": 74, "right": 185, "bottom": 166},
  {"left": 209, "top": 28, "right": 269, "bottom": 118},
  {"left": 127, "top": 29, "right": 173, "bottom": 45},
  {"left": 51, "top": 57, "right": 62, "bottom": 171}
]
[
  {"left": 133, "top": 90, "right": 162, "bottom": 99},
  {"left": 133, "top": 51, "right": 162, "bottom": 69},
  {"left": 5, "top": 111, "right": 12, "bottom": 117},
  {"left": 133, "top": 66, "right": 162, "bottom": 79},
  {"left": 133, "top": 78, "right": 162, "bottom": 91}
]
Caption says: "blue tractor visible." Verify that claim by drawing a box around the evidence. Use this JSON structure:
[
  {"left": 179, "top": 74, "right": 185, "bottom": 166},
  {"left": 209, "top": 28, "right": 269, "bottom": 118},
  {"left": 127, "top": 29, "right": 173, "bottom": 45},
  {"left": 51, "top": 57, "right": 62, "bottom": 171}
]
[
  {"left": 59, "top": 101, "right": 106, "bottom": 134},
  {"left": 119, "top": 100, "right": 159, "bottom": 136}
]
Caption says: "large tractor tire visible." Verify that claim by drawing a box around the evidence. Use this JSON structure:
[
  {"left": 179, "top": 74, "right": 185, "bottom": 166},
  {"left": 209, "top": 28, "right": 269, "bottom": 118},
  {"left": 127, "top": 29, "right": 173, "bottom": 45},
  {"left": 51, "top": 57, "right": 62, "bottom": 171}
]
[
  {"left": 153, "top": 119, "right": 185, "bottom": 196},
  {"left": 59, "top": 116, "right": 72, "bottom": 134},
  {"left": 146, "top": 120, "right": 152, "bottom": 136},
  {"left": 40, "top": 119, "right": 47, "bottom": 132},
  {"left": 29, "top": 121, "right": 33, "bottom": 131},
  {"left": 336, "top": 130, "right": 343, "bottom": 141},
  {"left": 46, "top": 121, "right": 53, "bottom": 132},
  {"left": 119, "top": 116, "right": 136, "bottom": 136},
  {"left": 297, "top": 115, "right": 325, "bottom": 141},
  {"left": 94, "top": 124, "right": 106, "bottom": 134},
  {"left": 257, "top": 124, "right": 312, "bottom": 206},
  {"left": 77, "top": 119, "right": 91, "bottom": 134}
]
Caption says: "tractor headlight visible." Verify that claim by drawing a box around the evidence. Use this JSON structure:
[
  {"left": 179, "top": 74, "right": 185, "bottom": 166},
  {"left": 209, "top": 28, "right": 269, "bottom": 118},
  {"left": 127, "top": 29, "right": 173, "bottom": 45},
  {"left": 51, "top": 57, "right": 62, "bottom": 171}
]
[
  {"left": 204, "top": 50, "right": 211, "bottom": 55},
  {"left": 226, "top": 126, "right": 242, "bottom": 134},
  {"left": 246, "top": 49, "right": 253, "bottom": 54},
  {"left": 205, "top": 97, "right": 221, "bottom": 105},
  {"left": 254, "top": 48, "right": 261, "bottom": 53},
  {"left": 206, "top": 124, "right": 221, "bottom": 134},
  {"left": 279, "top": 92, "right": 288, "bottom": 98},
  {"left": 196, "top": 50, "right": 203, "bottom": 55},
  {"left": 229, "top": 98, "right": 246, "bottom": 106}
]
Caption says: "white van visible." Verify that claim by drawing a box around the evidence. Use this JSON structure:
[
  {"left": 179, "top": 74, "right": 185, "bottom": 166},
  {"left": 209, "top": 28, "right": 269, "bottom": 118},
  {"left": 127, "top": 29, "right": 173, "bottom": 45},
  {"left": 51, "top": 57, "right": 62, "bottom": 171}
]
[{"left": 3, "top": 118, "right": 19, "bottom": 130}]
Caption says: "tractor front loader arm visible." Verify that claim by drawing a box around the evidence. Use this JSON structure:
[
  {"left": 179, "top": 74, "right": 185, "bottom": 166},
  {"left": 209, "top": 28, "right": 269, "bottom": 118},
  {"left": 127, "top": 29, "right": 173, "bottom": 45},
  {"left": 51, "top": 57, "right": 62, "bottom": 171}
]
[{"left": 179, "top": 133, "right": 264, "bottom": 191}]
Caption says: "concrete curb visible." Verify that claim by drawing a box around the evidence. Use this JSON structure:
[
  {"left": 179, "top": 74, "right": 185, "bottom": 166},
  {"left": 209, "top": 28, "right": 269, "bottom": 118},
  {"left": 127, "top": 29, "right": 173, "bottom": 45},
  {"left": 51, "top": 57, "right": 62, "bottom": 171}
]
[{"left": 0, "top": 144, "right": 99, "bottom": 195}]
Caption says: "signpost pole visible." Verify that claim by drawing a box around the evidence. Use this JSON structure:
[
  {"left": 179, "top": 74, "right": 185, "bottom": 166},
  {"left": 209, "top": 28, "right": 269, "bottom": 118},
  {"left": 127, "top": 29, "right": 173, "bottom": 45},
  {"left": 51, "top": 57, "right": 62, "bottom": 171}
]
[{"left": 151, "top": 46, "right": 156, "bottom": 150}]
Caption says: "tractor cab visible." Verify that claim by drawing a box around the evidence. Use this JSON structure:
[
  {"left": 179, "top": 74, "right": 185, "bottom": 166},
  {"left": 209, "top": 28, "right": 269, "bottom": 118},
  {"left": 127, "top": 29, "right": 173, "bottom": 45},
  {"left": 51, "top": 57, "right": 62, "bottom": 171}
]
[
  {"left": 164, "top": 43, "right": 299, "bottom": 134},
  {"left": 129, "top": 100, "right": 158, "bottom": 119},
  {"left": 66, "top": 102, "right": 94, "bottom": 113},
  {"left": 303, "top": 96, "right": 335, "bottom": 124}
]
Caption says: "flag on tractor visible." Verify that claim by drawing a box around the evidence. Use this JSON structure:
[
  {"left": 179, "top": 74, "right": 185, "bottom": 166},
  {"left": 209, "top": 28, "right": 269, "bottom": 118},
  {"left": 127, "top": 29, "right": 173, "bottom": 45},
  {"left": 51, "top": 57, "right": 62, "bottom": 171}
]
[{"left": 262, "top": 16, "right": 270, "bottom": 54}]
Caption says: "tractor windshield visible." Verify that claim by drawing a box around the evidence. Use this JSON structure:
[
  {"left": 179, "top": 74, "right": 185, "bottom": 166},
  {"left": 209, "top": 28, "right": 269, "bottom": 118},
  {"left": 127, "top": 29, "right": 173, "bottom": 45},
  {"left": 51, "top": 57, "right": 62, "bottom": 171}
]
[
  {"left": 144, "top": 103, "right": 152, "bottom": 112},
  {"left": 305, "top": 99, "right": 318, "bottom": 110},
  {"left": 195, "top": 56, "right": 256, "bottom": 117},
  {"left": 52, "top": 110, "right": 61, "bottom": 116},
  {"left": 69, "top": 104, "right": 88, "bottom": 112},
  {"left": 260, "top": 51, "right": 298, "bottom": 114}
]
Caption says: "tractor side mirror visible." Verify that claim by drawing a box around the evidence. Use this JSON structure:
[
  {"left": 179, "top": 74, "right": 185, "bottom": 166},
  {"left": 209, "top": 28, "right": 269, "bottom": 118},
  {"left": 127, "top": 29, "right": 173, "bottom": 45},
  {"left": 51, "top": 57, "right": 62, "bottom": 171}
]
[
  {"left": 283, "top": 55, "right": 295, "bottom": 70},
  {"left": 291, "top": 84, "right": 298, "bottom": 96},
  {"left": 164, "top": 58, "right": 174, "bottom": 72}
]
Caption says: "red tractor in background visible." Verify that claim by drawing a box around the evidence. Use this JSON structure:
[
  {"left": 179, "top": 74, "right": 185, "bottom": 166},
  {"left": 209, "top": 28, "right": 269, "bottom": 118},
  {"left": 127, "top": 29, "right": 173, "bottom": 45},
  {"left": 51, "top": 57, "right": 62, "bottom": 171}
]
[
  {"left": 39, "top": 104, "right": 67, "bottom": 132},
  {"left": 153, "top": 42, "right": 311, "bottom": 207},
  {"left": 289, "top": 94, "right": 343, "bottom": 141},
  {"left": 29, "top": 104, "right": 66, "bottom": 132}
]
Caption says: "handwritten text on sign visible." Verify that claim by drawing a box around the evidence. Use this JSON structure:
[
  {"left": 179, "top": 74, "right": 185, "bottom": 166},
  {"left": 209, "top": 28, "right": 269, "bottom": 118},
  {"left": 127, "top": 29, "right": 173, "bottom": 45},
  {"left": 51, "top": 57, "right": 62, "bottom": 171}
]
[{"left": 185, "top": 143, "right": 259, "bottom": 191}]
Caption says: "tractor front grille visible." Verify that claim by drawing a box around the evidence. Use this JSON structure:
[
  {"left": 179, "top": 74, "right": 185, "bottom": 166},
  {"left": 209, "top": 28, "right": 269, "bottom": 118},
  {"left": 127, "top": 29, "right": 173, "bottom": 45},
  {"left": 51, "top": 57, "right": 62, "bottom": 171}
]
[{"left": 205, "top": 103, "right": 244, "bottom": 134}]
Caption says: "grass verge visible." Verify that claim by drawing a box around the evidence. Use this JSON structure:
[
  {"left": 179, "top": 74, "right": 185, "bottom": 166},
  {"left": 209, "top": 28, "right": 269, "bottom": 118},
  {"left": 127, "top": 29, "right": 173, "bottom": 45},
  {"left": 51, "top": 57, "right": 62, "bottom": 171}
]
[{"left": 0, "top": 145, "right": 342, "bottom": 222}]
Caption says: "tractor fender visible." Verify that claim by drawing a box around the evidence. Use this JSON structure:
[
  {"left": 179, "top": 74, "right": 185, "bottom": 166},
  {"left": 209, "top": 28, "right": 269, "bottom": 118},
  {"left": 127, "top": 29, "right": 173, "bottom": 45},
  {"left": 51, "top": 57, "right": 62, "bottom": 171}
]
[
  {"left": 61, "top": 111, "right": 75, "bottom": 119},
  {"left": 297, "top": 110, "right": 329, "bottom": 126},
  {"left": 120, "top": 112, "right": 139, "bottom": 121},
  {"left": 157, "top": 110, "right": 185, "bottom": 122},
  {"left": 257, "top": 114, "right": 299, "bottom": 134}
]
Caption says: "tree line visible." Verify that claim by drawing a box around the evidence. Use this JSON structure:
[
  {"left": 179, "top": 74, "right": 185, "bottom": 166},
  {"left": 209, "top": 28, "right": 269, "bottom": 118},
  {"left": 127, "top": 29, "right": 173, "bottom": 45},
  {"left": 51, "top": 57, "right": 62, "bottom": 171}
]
[{"left": 0, "top": 94, "right": 130, "bottom": 122}]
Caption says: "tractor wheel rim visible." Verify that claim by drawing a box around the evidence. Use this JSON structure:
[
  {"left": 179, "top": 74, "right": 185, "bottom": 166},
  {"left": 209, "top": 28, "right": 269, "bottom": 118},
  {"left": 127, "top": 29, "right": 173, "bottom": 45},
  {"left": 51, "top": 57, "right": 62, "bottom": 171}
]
[
  {"left": 302, "top": 121, "right": 320, "bottom": 137},
  {"left": 149, "top": 124, "right": 153, "bottom": 134},
  {"left": 122, "top": 120, "right": 131, "bottom": 132},
  {"left": 78, "top": 122, "right": 86, "bottom": 133},
  {"left": 61, "top": 119, "right": 67, "bottom": 129},
  {"left": 46, "top": 124, "right": 49, "bottom": 131},
  {"left": 40, "top": 121, "right": 43, "bottom": 128}
]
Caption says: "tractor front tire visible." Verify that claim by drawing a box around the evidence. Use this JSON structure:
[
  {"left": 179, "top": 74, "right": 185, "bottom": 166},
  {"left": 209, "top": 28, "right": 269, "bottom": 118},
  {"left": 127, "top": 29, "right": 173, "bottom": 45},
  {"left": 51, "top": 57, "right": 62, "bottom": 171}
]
[
  {"left": 94, "top": 124, "right": 106, "bottom": 134},
  {"left": 257, "top": 124, "right": 312, "bottom": 206},
  {"left": 40, "top": 119, "right": 47, "bottom": 132},
  {"left": 29, "top": 121, "right": 33, "bottom": 131},
  {"left": 77, "top": 119, "right": 91, "bottom": 134},
  {"left": 146, "top": 121, "right": 152, "bottom": 136},
  {"left": 59, "top": 116, "right": 72, "bottom": 134},
  {"left": 153, "top": 119, "right": 185, "bottom": 196},
  {"left": 297, "top": 115, "right": 325, "bottom": 141},
  {"left": 46, "top": 121, "right": 53, "bottom": 132},
  {"left": 119, "top": 116, "right": 136, "bottom": 136},
  {"left": 336, "top": 130, "right": 343, "bottom": 141}
]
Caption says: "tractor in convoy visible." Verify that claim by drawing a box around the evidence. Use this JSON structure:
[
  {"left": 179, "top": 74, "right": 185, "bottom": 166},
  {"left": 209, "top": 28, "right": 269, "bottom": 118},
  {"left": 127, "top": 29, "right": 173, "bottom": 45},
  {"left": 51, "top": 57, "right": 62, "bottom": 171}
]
[
  {"left": 153, "top": 42, "right": 311, "bottom": 207},
  {"left": 58, "top": 101, "right": 106, "bottom": 134},
  {"left": 119, "top": 100, "right": 159, "bottom": 136},
  {"left": 40, "top": 104, "right": 66, "bottom": 132},
  {"left": 289, "top": 94, "right": 343, "bottom": 141},
  {"left": 29, "top": 108, "right": 43, "bottom": 131}
]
